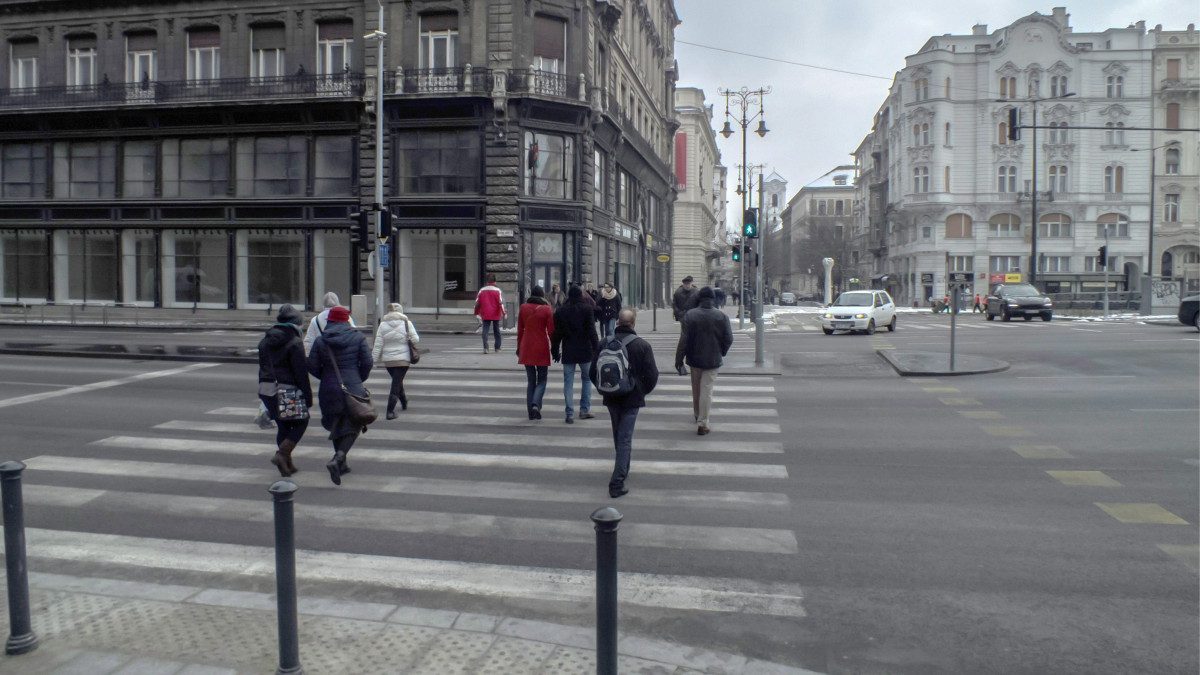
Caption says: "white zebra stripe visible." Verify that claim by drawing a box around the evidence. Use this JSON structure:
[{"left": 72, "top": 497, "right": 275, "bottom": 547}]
[{"left": 207, "top": 405, "right": 781, "bottom": 418}]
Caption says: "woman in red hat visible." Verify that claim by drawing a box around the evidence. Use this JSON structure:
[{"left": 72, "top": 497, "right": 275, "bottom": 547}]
[{"left": 307, "top": 305, "right": 373, "bottom": 485}]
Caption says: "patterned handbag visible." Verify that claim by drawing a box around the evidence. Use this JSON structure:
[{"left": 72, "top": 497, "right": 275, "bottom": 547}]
[{"left": 268, "top": 347, "right": 308, "bottom": 421}]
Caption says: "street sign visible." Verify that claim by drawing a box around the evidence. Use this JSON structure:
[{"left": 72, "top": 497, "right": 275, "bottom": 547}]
[
  {"left": 656, "top": 254, "right": 670, "bottom": 263},
  {"left": 948, "top": 272, "right": 972, "bottom": 283},
  {"left": 378, "top": 243, "right": 388, "bottom": 268},
  {"left": 921, "top": 273, "right": 934, "bottom": 283}
]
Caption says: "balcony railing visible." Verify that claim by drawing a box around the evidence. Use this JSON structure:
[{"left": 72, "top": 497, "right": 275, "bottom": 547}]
[
  {"left": 508, "top": 69, "right": 584, "bottom": 102},
  {"left": 0, "top": 72, "right": 365, "bottom": 110},
  {"left": 384, "top": 67, "right": 492, "bottom": 95}
]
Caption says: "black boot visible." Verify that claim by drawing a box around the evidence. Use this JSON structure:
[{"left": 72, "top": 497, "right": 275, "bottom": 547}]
[
  {"left": 387, "top": 395, "right": 398, "bottom": 420},
  {"left": 400, "top": 395, "right": 408, "bottom": 411},
  {"left": 326, "top": 451, "right": 345, "bottom": 485},
  {"left": 279, "top": 439, "right": 299, "bottom": 475}
]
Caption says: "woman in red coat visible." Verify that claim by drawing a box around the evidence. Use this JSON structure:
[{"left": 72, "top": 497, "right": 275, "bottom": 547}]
[{"left": 517, "top": 285, "right": 555, "bottom": 420}]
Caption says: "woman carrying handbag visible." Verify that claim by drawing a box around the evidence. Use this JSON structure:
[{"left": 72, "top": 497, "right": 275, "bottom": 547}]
[
  {"left": 257, "top": 305, "right": 312, "bottom": 477},
  {"left": 307, "top": 305, "right": 374, "bottom": 486},
  {"left": 371, "top": 303, "right": 420, "bottom": 419}
]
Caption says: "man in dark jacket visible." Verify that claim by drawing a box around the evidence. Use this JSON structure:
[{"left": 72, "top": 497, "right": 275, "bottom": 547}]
[
  {"left": 672, "top": 276, "right": 699, "bottom": 321},
  {"left": 675, "top": 287, "right": 733, "bottom": 435},
  {"left": 589, "top": 308, "right": 659, "bottom": 498},
  {"left": 552, "top": 285, "right": 600, "bottom": 424}
]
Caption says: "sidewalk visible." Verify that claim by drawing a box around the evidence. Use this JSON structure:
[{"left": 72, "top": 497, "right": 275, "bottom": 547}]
[{"left": 0, "top": 570, "right": 821, "bottom": 675}]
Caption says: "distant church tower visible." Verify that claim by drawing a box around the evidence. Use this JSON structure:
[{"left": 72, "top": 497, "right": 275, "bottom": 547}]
[{"left": 761, "top": 171, "right": 788, "bottom": 233}]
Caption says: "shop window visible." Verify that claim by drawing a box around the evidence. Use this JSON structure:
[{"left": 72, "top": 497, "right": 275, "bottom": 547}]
[
  {"left": 400, "top": 228, "right": 481, "bottom": 311},
  {"left": 53, "top": 141, "right": 116, "bottom": 198},
  {"left": 525, "top": 131, "right": 574, "bottom": 199},
  {"left": 395, "top": 130, "right": 481, "bottom": 194},
  {"left": 124, "top": 230, "right": 156, "bottom": 304},
  {"left": 236, "top": 136, "right": 306, "bottom": 197},
  {"left": 122, "top": 140, "right": 156, "bottom": 198},
  {"left": 163, "top": 138, "right": 228, "bottom": 198},
  {"left": 240, "top": 230, "right": 306, "bottom": 307},
  {"left": 1, "top": 231, "right": 49, "bottom": 301},
  {"left": 165, "top": 230, "right": 228, "bottom": 308},
  {"left": 0, "top": 143, "right": 47, "bottom": 199},
  {"left": 313, "top": 230, "right": 350, "bottom": 309},
  {"left": 314, "top": 136, "right": 354, "bottom": 196},
  {"left": 65, "top": 230, "right": 119, "bottom": 302}
]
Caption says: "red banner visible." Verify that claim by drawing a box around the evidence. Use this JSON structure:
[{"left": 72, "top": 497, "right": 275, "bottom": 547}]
[{"left": 674, "top": 133, "right": 687, "bottom": 190}]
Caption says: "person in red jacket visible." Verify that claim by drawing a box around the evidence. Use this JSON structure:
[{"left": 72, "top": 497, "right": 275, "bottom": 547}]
[
  {"left": 517, "top": 286, "right": 554, "bottom": 420},
  {"left": 474, "top": 273, "right": 507, "bottom": 354}
]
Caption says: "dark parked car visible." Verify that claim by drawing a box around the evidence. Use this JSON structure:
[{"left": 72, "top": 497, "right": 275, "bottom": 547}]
[
  {"left": 1179, "top": 295, "right": 1200, "bottom": 331},
  {"left": 985, "top": 283, "right": 1053, "bottom": 322}
]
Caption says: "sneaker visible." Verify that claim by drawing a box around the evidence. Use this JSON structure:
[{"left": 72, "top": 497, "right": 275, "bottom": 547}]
[
  {"left": 609, "top": 486, "right": 628, "bottom": 498},
  {"left": 565, "top": 416, "right": 574, "bottom": 424},
  {"left": 531, "top": 405, "right": 542, "bottom": 420},
  {"left": 579, "top": 412, "right": 595, "bottom": 420},
  {"left": 697, "top": 426, "right": 710, "bottom": 436},
  {"left": 483, "top": 348, "right": 490, "bottom": 354}
]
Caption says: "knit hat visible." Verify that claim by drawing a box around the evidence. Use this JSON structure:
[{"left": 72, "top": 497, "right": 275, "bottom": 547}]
[
  {"left": 698, "top": 286, "right": 715, "bottom": 300},
  {"left": 682, "top": 276, "right": 694, "bottom": 284},
  {"left": 276, "top": 304, "right": 303, "bottom": 326},
  {"left": 327, "top": 306, "right": 350, "bottom": 323},
  {"left": 322, "top": 292, "right": 341, "bottom": 309},
  {"left": 530, "top": 286, "right": 545, "bottom": 298},
  {"left": 568, "top": 285, "right": 583, "bottom": 300}
]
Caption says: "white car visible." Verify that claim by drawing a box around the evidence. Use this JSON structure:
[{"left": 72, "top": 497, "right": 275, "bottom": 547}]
[
  {"left": 779, "top": 292, "right": 796, "bottom": 306},
  {"left": 821, "top": 290, "right": 897, "bottom": 335}
]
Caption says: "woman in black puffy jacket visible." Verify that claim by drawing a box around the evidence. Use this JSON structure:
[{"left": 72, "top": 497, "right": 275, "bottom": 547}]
[{"left": 257, "top": 305, "right": 313, "bottom": 477}]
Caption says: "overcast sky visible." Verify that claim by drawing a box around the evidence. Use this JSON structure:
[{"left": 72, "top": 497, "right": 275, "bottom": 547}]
[{"left": 673, "top": 1, "right": 1197, "bottom": 226}]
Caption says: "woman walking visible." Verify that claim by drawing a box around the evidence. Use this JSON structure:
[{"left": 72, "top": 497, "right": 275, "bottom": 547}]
[
  {"left": 257, "top": 305, "right": 312, "bottom": 477},
  {"left": 371, "top": 302, "right": 420, "bottom": 419},
  {"left": 549, "top": 282, "right": 566, "bottom": 312},
  {"left": 597, "top": 283, "right": 622, "bottom": 339},
  {"left": 307, "top": 305, "right": 373, "bottom": 485},
  {"left": 517, "top": 286, "right": 554, "bottom": 420}
]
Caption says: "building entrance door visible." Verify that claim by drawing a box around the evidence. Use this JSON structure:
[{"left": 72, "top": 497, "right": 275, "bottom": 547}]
[{"left": 532, "top": 263, "right": 562, "bottom": 294}]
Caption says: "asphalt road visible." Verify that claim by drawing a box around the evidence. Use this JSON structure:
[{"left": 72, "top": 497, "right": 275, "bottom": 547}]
[{"left": 0, "top": 314, "right": 1196, "bottom": 674}]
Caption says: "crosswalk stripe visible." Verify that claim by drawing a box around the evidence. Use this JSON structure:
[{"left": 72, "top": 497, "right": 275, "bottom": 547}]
[
  {"left": 209, "top": 405, "right": 780, "bottom": 418},
  {"left": 92, "top": 436, "right": 790, "bottom": 478},
  {"left": 156, "top": 421, "right": 786, "bottom": 454},
  {"left": 389, "top": 379, "right": 775, "bottom": 393},
  {"left": 23, "top": 528, "right": 807, "bottom": 617},
  {"left": 23, "top": 456, "right": 791, "bottom": 510},
  {"left": 373, "top": 389, "right": 778, "bottom": 404},
  {"left": 386, "top": 371, "right": 774, "bottom": 386},
  {"left": 22, "top": 485, "right": 798, "bottom": 555}
]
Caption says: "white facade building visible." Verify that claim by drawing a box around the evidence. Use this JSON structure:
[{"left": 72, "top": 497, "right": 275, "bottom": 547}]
[{"left": 672, "top": 87, "right": 724, "bottom": 287}]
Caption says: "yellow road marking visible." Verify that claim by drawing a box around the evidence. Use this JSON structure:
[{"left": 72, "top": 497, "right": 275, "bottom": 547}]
[
  {"left": 1095, "top": 503, "right": 1189, "bottom": 525},
  {"left": 959, "top": 410, "right": 1003, "bottom": 420},
  {"left": 1157, "top": 544, "right": 1200, "bottom": 573},
  {"left": 1012, "top": 444, "right": 1073, "bottom": 459},
  {"left": 922, "top": 387, "right": 959, "bottom": 393},
  {"left": 980, "top": 425, "right": 1032, "bottom": 437},
  {"left": 1047, "top": 470, "right": 1121, "bottom": 487},
  {"left": 938, "top": 397, "right": 981, "bottom": 406}
]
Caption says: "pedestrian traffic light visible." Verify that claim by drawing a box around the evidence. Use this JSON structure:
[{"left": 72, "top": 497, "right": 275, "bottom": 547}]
[
  {"left": 1007, "top": 108, "right": 1020, "bottom": 141},
  {"left": 378, "top": 208, "right": 392, "bottom": 241},
  {"left": 349, "top": 209, "right": 369, "bottom": 247},
  {"left": 1098, "top": 245, "right": 1107, "bottom": 267},
  {"left": 731, "top": 246, "right": 740, "bottom": 262},
  {"left": 742, "top": 208, "right": 759, "bottom": 238}
]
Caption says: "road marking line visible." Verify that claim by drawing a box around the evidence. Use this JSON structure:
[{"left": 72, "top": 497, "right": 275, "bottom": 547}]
[
  {"left": 1129, "top": 409, "right": 1200, "bottom": 413},
  {"left": 979, "top": 425, "right": 1032, "bottom": 437},
  {"left": 1017, "top": 375, "right": 1135, "bottom": 379},
  {"left": 1046, "top": 471, "right": 1121, "bottom": 487},
  {"left": 938, "top": 397, "right": 981, "bottom": 406},
  {"left": 1011, "top": 444, "right": 1073, "bottom": 459},
  {"left": 92, "top": 436, "right": 790, "bottom": 479},
  {"left": 22, "top": 528, "right": 807, "bottom": 617},
  {"left": 393, "top": 390, "right": 779, "bottom": 404},
  {"left": 22, "top": 485, "right": 798, "bottom": 555},
  {"left": 235, "top": 413, "right": 783, "bottom": 435},
  {"left": 396, "top": 380, "right": 775, "bottom": 393},
  {"left": 23, "top": 455, "right": 790, "bottom": 510},
  {"left": 0, "top": 362, "right": 219, "bottom": 408},
  {"left": 206, "top": 405, "right": 781, "bottom": 419},
  {"left": 958, "top": 410, "right": 1003, "bottom": 420},
  {"left": 1157, "top": 544, "right": 1200, "bottom": 573},
  {"left": 922, "top": 387, "right": 959, "bottom": 393},
  {"left": 1095, "top": 503, "right": 1189, "bottom": 525}
]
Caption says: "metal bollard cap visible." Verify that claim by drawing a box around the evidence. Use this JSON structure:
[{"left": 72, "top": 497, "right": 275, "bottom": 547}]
[
  {"left": 590, "top": 506, "right": 622, "bottom": 532},
  {"left": 268, "top": 480, "right": 298, "bottom": 500},
  {"left": 0, "top": 460, "right": 27, "bottom": 477}
]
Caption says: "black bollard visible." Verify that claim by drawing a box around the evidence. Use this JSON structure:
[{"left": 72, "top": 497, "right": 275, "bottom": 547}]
[
  {"left": 269, "top": 480, "right": 303, "bottom": 675},
  {"left": 590, "top": 506, "right": 622, "bottom": 675},
  {"left": 0, "top": 460, "right": 38, "bottom": 656}
]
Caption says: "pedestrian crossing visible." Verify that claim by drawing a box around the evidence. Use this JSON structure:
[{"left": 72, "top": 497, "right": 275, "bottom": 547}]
[{"left": 16, "top": 364, "right": 805, "bottom": 619}]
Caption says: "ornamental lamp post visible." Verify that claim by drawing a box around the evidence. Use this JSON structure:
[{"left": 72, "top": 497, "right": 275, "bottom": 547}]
[{"left": 719, "top": 86, "right": 770, "bottom": 332}]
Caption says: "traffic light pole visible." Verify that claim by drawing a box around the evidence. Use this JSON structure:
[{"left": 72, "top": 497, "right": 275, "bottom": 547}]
[
  {"left": 370, "top": 2, "right": 387, "bottom": 326},
  {"left": 755, "top": 174, "right": 764, "bottom": 366},
  {"left": 1103, "top": 228, "right": 1110, "bottom": 316}
]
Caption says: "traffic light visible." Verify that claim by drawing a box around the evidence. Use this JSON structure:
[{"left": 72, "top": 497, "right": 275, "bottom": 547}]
[
  {"left": 1098, "top": 245, "right": 1107, "bottom": 268},
  {"left": 1007, "top": 108, "right": 1020, "bottom": 141},
  {"left": 378, "top": 208, "right": 392, "bottom": 241},
  {"left": 731, "top": 246, "right": 740, "bottom": 262},
  {"left": 742, "top": 208, "right": 759, "bottom": 238},
  {"left": 349, "top": 209, "right": 369, "bottom": 248}
]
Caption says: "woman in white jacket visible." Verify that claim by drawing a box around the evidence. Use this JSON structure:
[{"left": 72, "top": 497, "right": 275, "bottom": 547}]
[{"left": 371, "top": 303, "right": 420, "bottom": 419}]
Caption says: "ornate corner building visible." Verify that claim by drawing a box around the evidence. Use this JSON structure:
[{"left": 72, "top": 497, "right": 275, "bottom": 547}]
[{"left": 0, "top": 0, "right": 680, "bottom": 328}]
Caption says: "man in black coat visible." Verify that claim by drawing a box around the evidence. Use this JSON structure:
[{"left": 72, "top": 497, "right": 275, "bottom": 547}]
[
  {"left": 551, "top": 285, "right": 600, "bottom": 424},
  {"left": 675, "top": 286, "right": 733, "bottom": 435},
  {"left": 589, "top": 308, "right": 659, "bottom": 498},
  {"left": 672, "top": 275, "right": 700, "bottom": 321}
]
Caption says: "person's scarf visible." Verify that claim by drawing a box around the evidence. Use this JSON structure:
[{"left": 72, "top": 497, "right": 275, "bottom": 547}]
[
  {"left": 601, "top": 287, "right": 617, "bottom": 300},
  {"left": 274, "top": 322, "right": 302, "bottom": 336}
]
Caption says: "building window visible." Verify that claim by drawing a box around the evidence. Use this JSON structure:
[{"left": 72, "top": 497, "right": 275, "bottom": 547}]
[
  {"left": 922, "top": 225, "right": 932, "bottom": 239},
  {"left": 948, "top": 255, "right": 973, "bottom": 272},
  {"left": 988, "top": 213, "right": 1021, "bottom": 237},
  {"left": 1105, "top": 75, "right": 1123, "bottom": 98},
  {"left": 399, "top": 228, "right": 481, "bottom": 311},
  {"left": 165, "top": 230, "right": 228, "bottom": 308},
  {"left": 998, "top": 122, "right": 1009, "bottom": 145},
  {"left": 313, "top": 136, "right": 354, "bottom": 196},
  {"left": 187, "top": 29, "right": 220, "bottom": 82},
  {"left": 67, "top": 36, "right": 96, "bottom": 86},
  {"left": 317, "top": 22, "right": 352, "bottom": 75},
  {"left": 912, "top": 166, "right": 929, "bottom": 193},
  {"left": 914, "top": 78, "right": 929, "bottom": 101},
  {"left": 945, "top": 214, "right": 972, "bottom": 238},
  {"left": 1164, "top": 194, "right": 1180, "bottom": 222},
  {"left": 617, "top": 169, "right": 629, "bottom": 220},
  {"left": 593, "top": 148, "right": 605, "bottom": 208},
  {"left": 990, "top": 256, "right": 1020, "bottom": 272},
  {"left": 1038, "top": 213, "right": 1072, "bottom": 238},
  {"left": 9, "top": 39, "right": 38, "bottom": 90},
  {"left": 53, "top": 141, "right": 116, "bottom": 198},
  {"left": 1096, "top": 214, "right": 1129, "bottom": 238},
  {"left": 1164, "top": 148, "right": 1180, "bottom": 175},
  {"left": 162, "top": 138, "right": 228, "bottom": 198},
  {"left": 999, "top": 76, "right": 1016, "bottom": 99},
  {"left": 835, "top": 199, "right": 844, "bottom": 215},
  {"left": 997, "top": 165, "right": 1017, "bottom": 193},
  {"left": 533, "top": 14, "right": 566, "bottom": 74},
  {"left": 1048, "top": 165, "right": 1067, "bottom": 193},
  {"left": 250, "top": 24, "right": 285, "bottom": 78},
  {"left": 1166, "top": 103, "right": 1180, "bottom": 130},
  {"left": 1104, "top": 122, "right": 1125, "bottom": 146},
  {"left": 1040, "top": 256, "right": 1070, "bottom": 272},
  {"left": 944, "top": 122, "right": 951, "bottom": 145},
  {"left": 1166, "top": 59, "right": 1181, "bottom": 80},
  {"left": 1050, "top": 75, "right": 1068, "bottom": 97},
  {"left": 125, "top": 32, "right": 157, "bottom": 84},
  {"left": 1104, "top": 165, "right": 1123, "bottom": 194},
  {"left": 944, "top": 166, "right": 950, "bottom": 192},
  {"left": 240, "top": 231, "right": 306, "bottom": 307},
  {"left": 395, "top": 129, "right": 480, "bottom": 194},
  {"left": 945, "top": 77, "right": 951, "bottom": 99},
  {"left": 1, "top": 232, "right": 50, "bottom": 302},
  {"left": 1048, "top": 121, "right": 1068, "bottom": 144},
  {"left": 0, "top": 143, "right": 47, "bottom": 199},
  {"left": 236, "top": 136, "right": 306, "bottom": 197},
  {"left": 122, "top": 140, "right": 156, "bottom": 198},
  {"left": 524, "top": 131, "right": 574, "bottom": 200},
  {"left": 419, "top": 13, "right": 458, "bottom": 70}
]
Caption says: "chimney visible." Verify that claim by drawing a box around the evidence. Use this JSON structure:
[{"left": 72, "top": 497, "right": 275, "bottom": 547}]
[
  {"left": 1051, "top": 7, "right": 1069, "bottom": 28},
  {"left": 1136, "top": 20, "right": 1145, "bottom": 32},
  {"left": 972, "top": 24, "right": 987, "bottom": 36}
]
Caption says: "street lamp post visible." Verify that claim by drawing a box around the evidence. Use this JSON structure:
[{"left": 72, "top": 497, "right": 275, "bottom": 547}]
[
  {"left": 1130, "top": 143, "right": 1173, "bottom": 314},
  {"left": 719, "top": 86, "right": 770, "bottom": 342},
  {"left": 365, "top": 2, "right": 388, "bottom": 324}
]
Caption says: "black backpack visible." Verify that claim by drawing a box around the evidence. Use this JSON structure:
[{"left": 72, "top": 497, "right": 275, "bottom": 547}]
[{"left": 594, "top": 334, "right": 637, "bottom": 395}]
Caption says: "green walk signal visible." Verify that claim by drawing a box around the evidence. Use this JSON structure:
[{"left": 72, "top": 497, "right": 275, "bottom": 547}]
[{"left": 742, "top": 208, "right": 759, "bottom": 238}]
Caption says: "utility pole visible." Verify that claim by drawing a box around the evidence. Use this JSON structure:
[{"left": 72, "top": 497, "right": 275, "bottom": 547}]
[
  {"left": 755, "top": 173, "right": 765, "bottom": 365},
  {"left": 366, "top": 2, "right": 387, "bottom": 325}
]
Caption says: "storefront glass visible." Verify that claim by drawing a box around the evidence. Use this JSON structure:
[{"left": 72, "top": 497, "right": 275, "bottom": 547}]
[
  {"left": 0, "top": 231, "right": 49, "bottom": 301},
  {"left": 164, "top": 229, "right": 228, "bottom": 308},
  {"left": 398, "top": 228, "right": 481, "bottom": 313},
  {"left": 238, "top": 230, "right": 306, "bottom": 307},
  {"left": 66, "top": 230, "right": 120, "bottom": 302},
  {"left": 123, "top": 230, "right": 156, "bottom": 305},
  {"left": 313, "top": 230, "right": 351, "bottom": 311}
]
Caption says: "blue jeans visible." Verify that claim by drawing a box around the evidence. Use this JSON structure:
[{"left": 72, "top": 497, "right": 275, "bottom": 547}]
[
  {"left": 607, "top": 406, "right": 639, "bottom": 490},
  {"left": 482, "top": 320, "right": 502, "bottom": 350},
  {"left": 600, "top": 318, "right": 616, "bottom": 339},
  {"left": 562, "top": 362, "right": 592, "bottom": 418},
  {"left": 525, "top": 365, "right": 548, "bottom": 412}
]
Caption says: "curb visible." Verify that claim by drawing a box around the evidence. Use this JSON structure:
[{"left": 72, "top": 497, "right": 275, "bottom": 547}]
[{"left": 877, "top": 350, "right": 1011, "bottom": 377}]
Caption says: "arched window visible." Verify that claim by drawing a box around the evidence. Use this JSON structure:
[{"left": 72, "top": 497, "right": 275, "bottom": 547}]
[
  {"left": 989, "top": 213, "right": 1021, "bottom": 237},
  {"left": 1104, "top": 165, "right": 1123, "bottom": 193},
  {"left": 1165, "top": 148, "right": 1180, "bottom": 174},
  {"left": 1161, "top": 251, "right": 1173, "bottom": 277},
  {"left": 1097, "top": 213, "right": 1129, "bottom": 238},
  {"left": 1104, "top": 122, "right": 1125, "bottom": 146},
  {"left": 998, "top": 122, "right": 1009, "bottom": 145},
  {"left": 999, "top": 76, "right": 1016, "bottom": 99},
  {"left": 945, "top": 214, "right": 972, "bottom": 238},
  {"left": 1048, "top": 165, "right": 1067, "bottom": 193},
  {"left": 1051, "top": 75, "right": 1068, "bottom": 97},
  {"left": 997, "top": 166, "right": 1017, "bottom": 193},
  {"left": 1038, "top": 213, "right": 1071, "bottom": 238},
  {"left": 1106, "top": 75, "right": 1123, "bottom": 98}
]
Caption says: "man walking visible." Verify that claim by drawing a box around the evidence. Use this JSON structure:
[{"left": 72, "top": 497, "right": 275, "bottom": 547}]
[
  {"left": 675, "top": 287, "right": 733, "bottom": 435},
  {"left": 590, "top": 309, "right": 658, "bottom": 498},
  {"left": 551, "top": 285, "right": 599, "bottom": 424},
  {"left": 972, "top": 293, "right": 983, "bottom": 313},
  {"left": 672, "top": 276, "right": 699, "bottom": 322},
  {"left": 474, "top": 273, "right": 507, "bottom": 354}
]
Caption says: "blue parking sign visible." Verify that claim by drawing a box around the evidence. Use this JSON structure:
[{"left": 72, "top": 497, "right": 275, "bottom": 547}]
[{"left": 378, "top": 243, "right": 388, "bottom": 267}]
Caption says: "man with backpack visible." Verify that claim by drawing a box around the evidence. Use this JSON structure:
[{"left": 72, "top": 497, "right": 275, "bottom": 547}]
[{"left": 590, "top": 308, "right": 659, "bottom": 498}]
